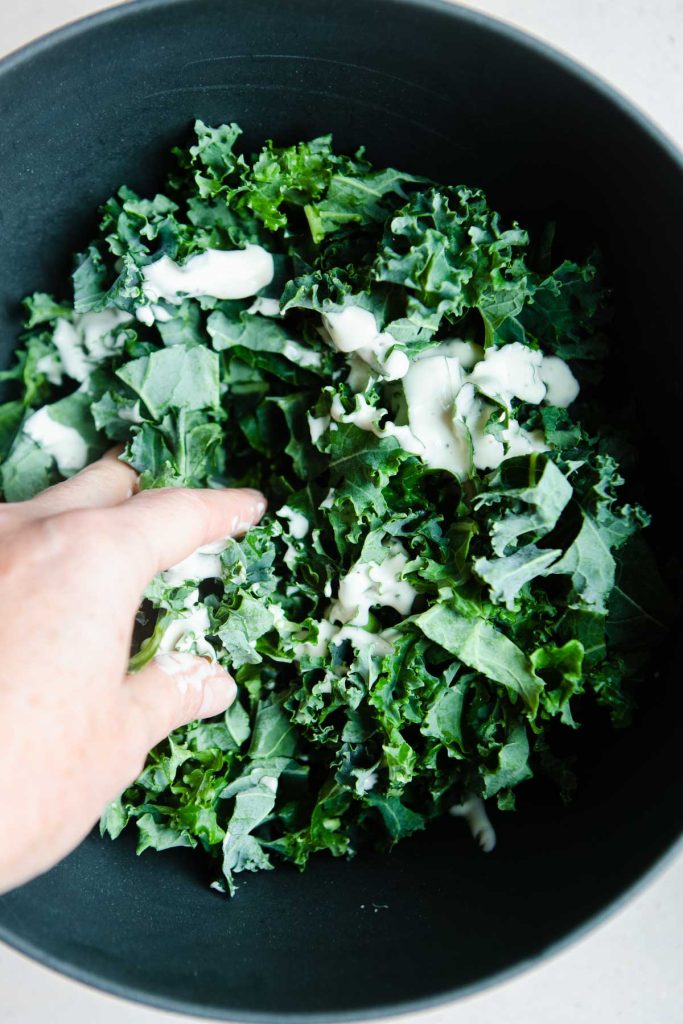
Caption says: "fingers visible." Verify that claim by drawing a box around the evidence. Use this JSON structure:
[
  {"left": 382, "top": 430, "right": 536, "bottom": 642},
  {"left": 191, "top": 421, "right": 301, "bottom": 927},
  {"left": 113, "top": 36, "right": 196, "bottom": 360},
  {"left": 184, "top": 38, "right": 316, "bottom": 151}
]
[
  {"left": 23, "top": 449, "right": 139, "bottom": 518},
  {"left": 125, "top": 653, "right": 237, "bottom": 751},
  {"left": 106, "top": 485, "right": 266, "bottom": 588}
]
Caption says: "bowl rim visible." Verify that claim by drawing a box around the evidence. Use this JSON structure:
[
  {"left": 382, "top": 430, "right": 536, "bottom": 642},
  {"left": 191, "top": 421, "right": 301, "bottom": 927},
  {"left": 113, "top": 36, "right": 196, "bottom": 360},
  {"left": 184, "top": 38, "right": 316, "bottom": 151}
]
[
  {"left": 0, "top": 1, "right": 682, "bottom": 1021},
  {"left": 1, "top": 0, "right": 682, "bottom": 171}
]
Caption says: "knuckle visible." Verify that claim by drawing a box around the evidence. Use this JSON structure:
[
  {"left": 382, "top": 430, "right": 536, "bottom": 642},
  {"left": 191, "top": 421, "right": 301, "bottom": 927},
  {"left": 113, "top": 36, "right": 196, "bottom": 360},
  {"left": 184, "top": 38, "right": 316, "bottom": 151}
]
[
  {"left": 91, "top": 455, "right": 135, "bottom": 489},
  {"left": 168, "top": 488, "right": 212, "bottom": 527},
  {"left": 47, "top": 508, "right": 116, "bottom": 565},
  {"left": 0, "top": 505, "right": 26, "bottom": 539},
  {"left": 63, "top": 508, "right": 107, "bottom": 543},
  {"left": 5, "top": 519, "right": 53, "bottom": 579}
]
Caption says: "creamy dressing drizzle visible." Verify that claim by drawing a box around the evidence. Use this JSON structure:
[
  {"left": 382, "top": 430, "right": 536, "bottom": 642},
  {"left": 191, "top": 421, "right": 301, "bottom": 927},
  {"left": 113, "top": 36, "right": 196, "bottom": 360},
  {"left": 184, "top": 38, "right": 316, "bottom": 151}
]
[
  {"left": 277, "top": 505, "right": 310, "bottom": 539},
  {"left": 540, "top": 355, "right": 581, "bottom": 406},
  {"left": 415, "top": 338, "right": 484, "bottom": 369},
  {"left": 470, "top": 341, "right": 546, "bottom": 405},
  {"left": 118, "top": 401, "right": 144, "bottom": 424},
  {"left": 23, "top": 407, "right": 88, "bottom": 474},
  {"left": 162, "top": 539, "right": 229, "bottom": 587},
  {"left": 308, "top": 414, "right": 331, "bottom": 444},
  {"left": 35, "top": 353, "right": 63, "bottom": 386},
  {"left": 330, "top": 393, "right": 383, "bottom": 432},
  {"left": 332, "top": 625, "right": 394, "bottom": 658},
  {"left": 247, "top": 296, "right": 281, "bottom": 318},
  {"left": 328, "top": 337, "right": 577, "bottom": 480},
  {"left": 294, "top": 619, "right": 339, "bottom": 660},
  {"left": 135, "top": 304, "right": 174, "bottom": 327},
  {"left": 322, "top": 305, "right": 409, "bottom": 381},
  {"left": 141, "top": 245, "right": 274, "bottom": 304},
  {"left": 292, "top": 620, "right": 395, "bottom": 664},
  {"left": 282, "top": 342, "right": 322, "bottom": 369},
  {"left": 51, "top": 308, "right": 132, "bottom": 383},
  {"left": 157, "top": 600, "right": 215, "bottom": 660},
  {"left": 450, "top": 796, "right": 496, "bottom": 852},
  {"left": 328, "top": 543, "right": 416, "bottom": 626}
]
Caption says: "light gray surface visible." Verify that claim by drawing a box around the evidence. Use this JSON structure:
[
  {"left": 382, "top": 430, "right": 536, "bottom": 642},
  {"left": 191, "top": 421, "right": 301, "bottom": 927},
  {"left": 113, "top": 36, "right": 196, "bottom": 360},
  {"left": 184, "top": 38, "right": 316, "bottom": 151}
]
[{"left": 1, "top": 1, "right": 681, "bottom": 1022}]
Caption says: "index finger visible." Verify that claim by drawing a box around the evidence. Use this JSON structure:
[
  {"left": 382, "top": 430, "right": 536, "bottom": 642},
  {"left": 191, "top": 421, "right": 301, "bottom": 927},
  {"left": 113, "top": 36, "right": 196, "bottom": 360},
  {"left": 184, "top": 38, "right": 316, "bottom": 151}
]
[
  {"left": 105, "top": 485, "right": 267, "bottom": 587},
  {"left": 23, "top": 449, "right": 138, "bottom": 519}
]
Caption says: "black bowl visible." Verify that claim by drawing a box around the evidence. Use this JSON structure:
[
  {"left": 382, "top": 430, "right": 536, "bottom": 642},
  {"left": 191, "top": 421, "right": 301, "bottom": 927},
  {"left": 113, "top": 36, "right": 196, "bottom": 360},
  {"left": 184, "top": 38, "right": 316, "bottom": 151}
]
[{"left": 1, "top": 1, "right": 682, "bottom": 1019}]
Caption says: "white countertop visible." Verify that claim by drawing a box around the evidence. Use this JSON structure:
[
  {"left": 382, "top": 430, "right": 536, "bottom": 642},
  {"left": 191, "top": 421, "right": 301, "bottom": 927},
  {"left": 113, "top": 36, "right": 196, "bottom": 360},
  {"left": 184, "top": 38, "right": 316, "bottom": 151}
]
[{"left": 1, "top": 2, "right": 681, "bottom": 1021}]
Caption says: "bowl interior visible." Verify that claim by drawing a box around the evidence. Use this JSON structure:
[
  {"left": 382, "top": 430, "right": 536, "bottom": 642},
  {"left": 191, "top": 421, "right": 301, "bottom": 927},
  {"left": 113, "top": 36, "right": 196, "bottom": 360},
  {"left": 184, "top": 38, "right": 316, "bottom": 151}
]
[{"left": 0, "top": 1, "right": 681, "bottom": 1019}]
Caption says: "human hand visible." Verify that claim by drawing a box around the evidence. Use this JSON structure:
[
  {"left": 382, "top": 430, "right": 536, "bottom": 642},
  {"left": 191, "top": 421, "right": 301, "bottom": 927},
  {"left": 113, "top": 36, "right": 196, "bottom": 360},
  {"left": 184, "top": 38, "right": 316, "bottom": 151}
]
[{"left": 0, "top": 452, "right": 266, "bottom": 894}]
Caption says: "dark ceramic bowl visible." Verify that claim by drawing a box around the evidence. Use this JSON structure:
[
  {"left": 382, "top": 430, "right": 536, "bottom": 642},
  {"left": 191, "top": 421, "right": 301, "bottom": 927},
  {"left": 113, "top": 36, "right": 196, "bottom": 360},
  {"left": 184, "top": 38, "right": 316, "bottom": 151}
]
[{"left": 1, "top": 1, "right": 682, "bottom": 1020}]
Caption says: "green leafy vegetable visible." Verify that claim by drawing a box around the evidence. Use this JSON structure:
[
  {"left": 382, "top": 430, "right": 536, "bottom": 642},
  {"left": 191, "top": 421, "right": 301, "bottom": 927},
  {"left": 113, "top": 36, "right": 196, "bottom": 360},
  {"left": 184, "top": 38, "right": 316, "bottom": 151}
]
[{"left": 1, "top": 121, "right": 672, "bottom": 894}]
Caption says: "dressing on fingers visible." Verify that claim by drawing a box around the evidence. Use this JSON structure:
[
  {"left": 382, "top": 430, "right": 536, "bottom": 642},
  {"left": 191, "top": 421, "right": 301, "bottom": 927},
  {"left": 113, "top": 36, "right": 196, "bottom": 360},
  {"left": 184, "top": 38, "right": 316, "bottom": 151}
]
[
  {"left": 125, "top": 652, "right": 237, "bottom": 753},
  {"left": 105, "top": 485, "right": 267, "bottom": 590}
]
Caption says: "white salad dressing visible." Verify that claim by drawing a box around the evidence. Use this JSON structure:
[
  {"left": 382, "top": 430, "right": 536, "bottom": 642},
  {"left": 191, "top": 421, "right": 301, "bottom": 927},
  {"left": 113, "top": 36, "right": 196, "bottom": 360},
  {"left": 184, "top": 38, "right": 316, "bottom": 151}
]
[
  {"left": 154, "top": 651, "right": 218, "bottom": 700},
  {"left": 415, "top": 338, "right": 484, "bottom": 370},
  {"left": 326, "top": 392, "right": 426, "bottom": 461},
  {"left": 157, "top": 601, "right": 214, "bottom": 660},
  {"left": 35, "top": 353, "right": 63, "bottom": 386},
  {"left": 162, "top": 538, "right": 229, "bottom": 588},
  {"left": 80, "top": 308, "right": 132, "bottom": 358},
  {"left": 322, "top": 306, "right": 382, "bottom": 353},
  {"left": 453, "top": 383, "right": 546, "bottom": 473},
  {"left": 277, "top": 505, "right": 310, "bottom": 539},
  {"left": 320, "top": 488, "right": 336, "bottom": 509},
  {"left": 502, "top": 420, "right": 547, "bottom": 460},
  {"left": 51, "top": 308, "right": 132, "bottom": 383},
  {"left": 308, "top": 414, "right": 331, "bottom": 444},
  {"left": 540, "top": 355, "right": 580, "bottom": 407},
  {"left": 247, "top": 296, "right": 281, "bottom": 318},
  {"left": 355, "top": 770, "right": 378, "bottom": 793},
  {"left": 117, "top": 401, "right": 144, "bottom": 424},
  {"left": 52, "top": 320, "right": 89, "bottom": 382},
  {"left": 23, "top": 407, "right": 88, "bottom": 474},
  {"left": 293, "top": 619, "right": 339, "bottom": 660},
  {"left": 346, "top": 354, "right": 376, "bottom": 393},
  {"left": 135, "top": 304, "right": 174, "bottom": 327},
  {"left": 141, "top": 245, "right": 274, "bottom": 304},
  {"left": 450, "top": 795, "right": 496, "bottom": 853},
  {"left": 293, "top": 619, "right": 395, "bottom": 665},
  {"left": 328, "top": 543, "right": 416, "bottom": 626},
  {"left": 403, "top": 357, "right": 549, "bottom": 476},
  {"left": 281, "top": 342, "right": 322, "bottom": 370},
  {"left": 330, "top": 393, "right": 384, "bottom": 433},
  {"left": 469, "top": 341, "right": 546, "bottom": 406},
  {"left": 332, "top": 339, "right": 576, "bottom": 479},
  {"left": 401, "top": 356, "right": 470, "bottom": 477},
  {"left": 331, "top": 625, "right": 394, "bottom": 659},
  {"left": 322, "top": 305, "right": 409, "bottom": 381}
]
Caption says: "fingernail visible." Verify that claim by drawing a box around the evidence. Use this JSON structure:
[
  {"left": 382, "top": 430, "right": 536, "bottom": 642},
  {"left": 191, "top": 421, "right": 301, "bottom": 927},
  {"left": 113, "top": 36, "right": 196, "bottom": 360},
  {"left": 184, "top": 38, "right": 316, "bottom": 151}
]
[
  {"left": 242, "top": 489, "right": 267, "bottom": 517},
  {"left": 198, "top": 673, "right": 237, "bottom": 717},
  {"left": 232, "top": 489, "right": 267, "bottom": 533}
]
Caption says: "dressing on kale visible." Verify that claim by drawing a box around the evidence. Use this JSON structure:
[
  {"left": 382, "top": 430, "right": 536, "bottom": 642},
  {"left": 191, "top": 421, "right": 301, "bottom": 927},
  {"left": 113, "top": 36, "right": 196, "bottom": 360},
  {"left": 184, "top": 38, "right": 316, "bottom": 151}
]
[{"left": 0, "top": 122, "right": 670, "bottom": 894}]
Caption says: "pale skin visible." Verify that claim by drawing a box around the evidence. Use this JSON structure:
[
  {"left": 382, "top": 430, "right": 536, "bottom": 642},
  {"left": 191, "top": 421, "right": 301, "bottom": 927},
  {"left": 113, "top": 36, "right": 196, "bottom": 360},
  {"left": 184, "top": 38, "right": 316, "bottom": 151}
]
[{"left": 0, "top": 451, "right": 266, "bottom": 894}]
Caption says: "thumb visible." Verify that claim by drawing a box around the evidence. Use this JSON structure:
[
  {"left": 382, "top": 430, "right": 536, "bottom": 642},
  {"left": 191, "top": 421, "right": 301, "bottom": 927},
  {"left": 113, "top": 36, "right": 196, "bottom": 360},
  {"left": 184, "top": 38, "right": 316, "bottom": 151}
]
[{"left": 125, "top": 653, "right": 237, "bottom": 751}]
